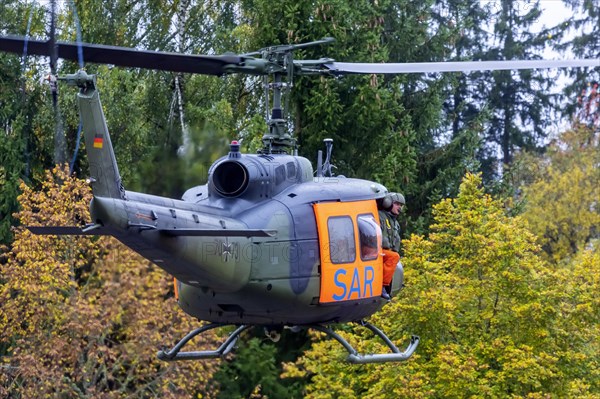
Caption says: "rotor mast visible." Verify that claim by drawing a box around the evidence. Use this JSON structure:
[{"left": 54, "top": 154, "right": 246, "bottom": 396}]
[
  {"left": 252, "top": 37, "right": 335, "bottom": 154},
  {"left": 262, "top": 72, "right": 292, "bottom": 153}
]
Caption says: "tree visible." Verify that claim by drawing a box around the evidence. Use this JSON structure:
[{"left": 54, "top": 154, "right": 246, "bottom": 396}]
[
  {"left": 574, "top": 82, "right": 599, "bottom": 128},
  {"left": 518, "top": 119, "right": 600, "bottom": 395},
  {"left": 549, "top": 247, "right": 600, "bottom": 397},
  {"left": 284, "top": 173, "right": 598, "bottom": 397},
  {"left": 559, "top": 0, "right": 600, "bottom": 121},
  {"left": 404, "top": 0, "right": 491, "bottom": 232},
  {"left": 520, "top": 124, "right": 599, "bottom": 263},
  {"left": 433, "top": 0, "right": 491, "bottom": 139},
  {"left": 0, "top": 166, "right": 220, "bottom": 398},
  {"left": 236, "top": 0, "right": 492, "bottom": 235},
  {"left": 236, "top": 0, "right": 417, "bottom": 184},
  {"left": 213, "top": 333, "right": 309, "bottom": 399},
  {"left": 0, "top": 1, "right": 56, "bottom": 245},
  {"left": 482, "top": 0, "right": 554, "bottom": 176}
]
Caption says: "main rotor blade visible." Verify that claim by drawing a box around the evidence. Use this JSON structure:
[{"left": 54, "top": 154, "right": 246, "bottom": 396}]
[
  {"left": 4, "top": 34, "right": 597, "bottom": 76},
  {"left": 0, "top": 35, "right": 244, "bottom": 75},
  {"left": 325, "top": 59, "right": 600, "bottom": 74}
]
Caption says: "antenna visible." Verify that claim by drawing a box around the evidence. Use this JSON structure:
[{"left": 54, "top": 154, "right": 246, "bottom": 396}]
[{"left": 321, "top": 138, "right": 334, "bottom": 177}]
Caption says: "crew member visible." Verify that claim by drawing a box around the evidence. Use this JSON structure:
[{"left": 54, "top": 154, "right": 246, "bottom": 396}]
[{"left": 378, "top": 192, "right": 405, "bottom": 300}]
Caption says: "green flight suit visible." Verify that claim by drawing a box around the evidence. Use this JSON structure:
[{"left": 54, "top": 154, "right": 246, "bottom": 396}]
[{"left": 378, "top": 210, "right": 401, "bottom": 252}]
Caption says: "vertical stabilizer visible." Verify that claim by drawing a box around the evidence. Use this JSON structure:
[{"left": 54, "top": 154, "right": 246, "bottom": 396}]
[{"left": 65, "top": 71, "right": 125, "bottom": 199}]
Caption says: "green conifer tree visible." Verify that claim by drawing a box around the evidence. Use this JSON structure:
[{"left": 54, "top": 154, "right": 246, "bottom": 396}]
[{"left": 483, "top": 0, "right": 554, "bottom": 177}]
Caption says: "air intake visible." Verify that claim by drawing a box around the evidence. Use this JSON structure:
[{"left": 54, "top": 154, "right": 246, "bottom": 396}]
[{"left": 212, "top": 161, "right": 249, "bottom": 197}]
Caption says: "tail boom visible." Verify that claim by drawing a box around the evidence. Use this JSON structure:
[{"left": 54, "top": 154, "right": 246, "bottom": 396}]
[{"left": 67, "top": 71, "right": 124, "bottom": 199}]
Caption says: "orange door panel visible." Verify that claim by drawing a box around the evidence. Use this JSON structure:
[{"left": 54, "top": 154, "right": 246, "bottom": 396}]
[{"left": 313, "top": 200, "right": 383, "bottom": 303}]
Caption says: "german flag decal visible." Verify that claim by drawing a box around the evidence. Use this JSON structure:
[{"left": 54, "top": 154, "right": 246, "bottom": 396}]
[{"left": 93, "top": 134, "right": 104, "bottom": 149}]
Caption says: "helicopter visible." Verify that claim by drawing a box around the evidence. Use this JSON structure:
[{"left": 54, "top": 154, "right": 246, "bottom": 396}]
[{"left": 1, "top": 19, "right": 598, "bottom": 365}]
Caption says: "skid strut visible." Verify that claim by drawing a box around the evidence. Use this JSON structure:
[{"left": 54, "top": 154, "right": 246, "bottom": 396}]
[{"left": 158, "top": 323, "right": 251, "bottom": 361}]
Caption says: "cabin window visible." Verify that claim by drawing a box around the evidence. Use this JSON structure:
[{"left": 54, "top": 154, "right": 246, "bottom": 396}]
[
  {"left": 286, "top": 161, "right": 296, "bottom": 179},
  {"left": 357, "top": 214, "right": 380, "bottom": 261},
  {"left": 327, "top": 216, "right": 356, "bottom": 264},
  {"left": 275, "top": 164, "right": 286, "bottom": 185}
]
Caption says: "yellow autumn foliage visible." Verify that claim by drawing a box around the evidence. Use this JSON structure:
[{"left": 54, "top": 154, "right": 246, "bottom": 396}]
[
  {"left": 521, "top": 125, "right": 600, "bottom": 263},
  {"left": 0, "top": 166, "right": 220, "bottom": 398}
]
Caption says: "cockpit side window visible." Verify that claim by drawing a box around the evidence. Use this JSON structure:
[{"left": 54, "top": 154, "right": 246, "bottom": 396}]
[
  {"left": 327, "top": 216, "right": 356, "bottom": 264},
  {"left": 275, "top": 164, "right": 286, "bottom": 185},
  {"left": 357, "top": 214, "right": 381, "bottom": 261},
  {"left": 286, "top": 161, "right": 296, "bottom": 179}
]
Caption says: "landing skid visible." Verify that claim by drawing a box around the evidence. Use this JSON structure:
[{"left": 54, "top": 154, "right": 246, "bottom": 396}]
[
  {"left": 157, "top": 321, "right": 419, "bottom": 364},
  {"left": 308, "top": 321, "right": 420, "bottom": 364}
]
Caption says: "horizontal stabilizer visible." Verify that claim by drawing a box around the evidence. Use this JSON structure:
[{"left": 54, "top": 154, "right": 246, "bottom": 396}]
[
  {"left": 27, "top": 224, "right": 111, "bottom": 236},
  {"left": 160, "top": 228, "right": 276, "bottom": 238}
]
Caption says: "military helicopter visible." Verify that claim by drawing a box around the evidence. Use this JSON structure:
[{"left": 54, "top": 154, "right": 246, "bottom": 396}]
[{"left": 1, "top": 15, "right": 598, "bottom": 365}]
